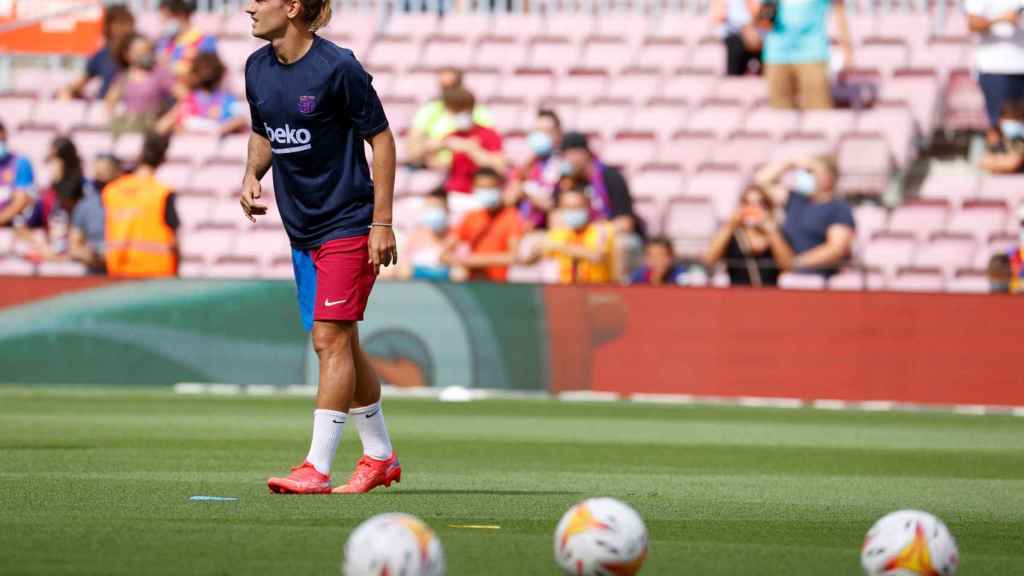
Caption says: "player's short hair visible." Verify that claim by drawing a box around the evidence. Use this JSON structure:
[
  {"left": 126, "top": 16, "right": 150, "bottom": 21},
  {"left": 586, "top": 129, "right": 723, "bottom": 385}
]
[
  {"left": 473, "top": 166, "right": 505, "bottom": 185},
  {"left": 158, "top": 0, "right": 196, "bottom": 15},
  {"left": 646, "top": 236, "right": 675, "bottom": 256},
  {"left": 537, "top": 109, "right": 561, "bottom": 132},
  {"left": 139, "top": 132, "right": 170, "bottom": 169},
  {"left": 299, "top": 0, "right": 333, "bottom": 31},
  {"left": 191, "top": 52, "right": 226, "bottom": 91},
  {"left": 102, "top": 4, "right": 134, "bottom": 39},
  {"left": 441, "top": 86, "right": 475, "bottom": 113}
]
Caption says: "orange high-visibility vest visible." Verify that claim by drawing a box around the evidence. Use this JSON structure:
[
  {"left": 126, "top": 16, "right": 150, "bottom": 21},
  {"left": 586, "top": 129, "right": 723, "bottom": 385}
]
[{"left": 103, "top": 174, "right": 177, "bottom": 278}]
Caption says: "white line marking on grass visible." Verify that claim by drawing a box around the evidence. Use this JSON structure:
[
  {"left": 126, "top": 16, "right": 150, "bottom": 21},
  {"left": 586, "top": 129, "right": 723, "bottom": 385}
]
[{"left": 448, "top": 524, "right": 501, "bottom": 530}]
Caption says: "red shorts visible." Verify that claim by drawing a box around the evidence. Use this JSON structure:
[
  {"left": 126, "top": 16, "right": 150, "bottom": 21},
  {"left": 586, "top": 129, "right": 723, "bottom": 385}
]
[{"left": 311, "top": 235, "right": 376, "bottom": 322}]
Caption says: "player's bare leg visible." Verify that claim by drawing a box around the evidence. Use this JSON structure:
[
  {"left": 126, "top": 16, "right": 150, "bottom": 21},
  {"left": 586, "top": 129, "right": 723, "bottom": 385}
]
[
  {"left": 268, "top": 320, "right": 358, "bottom": 494},
  {"left": 333, "top": 324, "right": 400, "bottom": 494}
]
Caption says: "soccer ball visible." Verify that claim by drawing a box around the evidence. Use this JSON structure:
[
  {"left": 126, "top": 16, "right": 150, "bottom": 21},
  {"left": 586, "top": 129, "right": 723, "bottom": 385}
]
[
  {"left": 343, "top": 513, "right": 445, "bottom": 576},
  {"left": 553, "top": 497, "right": 648, "bottom": 576},
  {"left": 861, "top": 509, "right": 959, "bottom": 576}
]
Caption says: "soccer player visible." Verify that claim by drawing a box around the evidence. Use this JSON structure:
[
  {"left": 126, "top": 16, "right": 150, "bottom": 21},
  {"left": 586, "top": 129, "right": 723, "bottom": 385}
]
[{"left": 240, "top": 0, "right": 400, "bottom": 495}]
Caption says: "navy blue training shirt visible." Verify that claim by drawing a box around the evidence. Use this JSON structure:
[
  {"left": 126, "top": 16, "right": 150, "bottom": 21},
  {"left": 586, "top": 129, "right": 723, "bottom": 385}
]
[{"left": 245, "top": 36, "right": 388, "bottom": 250}]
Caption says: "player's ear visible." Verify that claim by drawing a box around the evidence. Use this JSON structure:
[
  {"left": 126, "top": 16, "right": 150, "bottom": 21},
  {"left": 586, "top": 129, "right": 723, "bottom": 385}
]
[{"left": 285, "top": 0, "right": 302, "bottom": 20}]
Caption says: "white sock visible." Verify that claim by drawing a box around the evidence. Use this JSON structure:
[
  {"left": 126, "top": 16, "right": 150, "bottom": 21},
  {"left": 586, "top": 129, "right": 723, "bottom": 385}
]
[
  {"left": 349, "top": 401, "right": 393, "bottom": 461},
  {"left": 305, "top": 409, "right": 346, "bottom": 475}
]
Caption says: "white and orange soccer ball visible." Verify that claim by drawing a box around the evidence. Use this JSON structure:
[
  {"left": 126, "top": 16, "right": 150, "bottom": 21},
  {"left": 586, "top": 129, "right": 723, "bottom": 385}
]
[
  {"left": 861, "top": 510, "right": 959, "bottom": 576},
  {"left": 343, "top": 513, "right": 445, "bottom": 576},
  {"left": 553, "top": 497, "right": 648, "bottom": 576}
]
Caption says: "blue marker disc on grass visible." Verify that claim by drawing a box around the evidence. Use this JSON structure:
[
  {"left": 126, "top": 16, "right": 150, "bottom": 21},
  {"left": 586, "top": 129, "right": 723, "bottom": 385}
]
[{"left": 190, "top": 496, "right": 239, "bottom": 502}]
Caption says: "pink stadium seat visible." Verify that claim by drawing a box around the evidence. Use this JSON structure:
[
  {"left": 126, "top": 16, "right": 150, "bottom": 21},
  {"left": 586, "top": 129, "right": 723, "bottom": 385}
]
[
  {"left": 80, "top": 104, "right": 111, "bottom": 131},
  {"left": 771, "top": 132, "right": 833, "bottom": 162},
  {"left": 943, "top": 69, "right": 988, "bottom": 132},
  {"left": 177, "top": 254, "right": 205, "bottom": 278},
  {"left": 178, "top": 224, "right": 238, "bottom": 263},
  {"left": 37, "top": 261, "right": 87, "bottom": 277},
  {"left": 979, "top": 174, "right": 1024, "bottom": 206},
  {"left": 29, "top": 98, "right": 89, "bottom": 132},
  {"left": 744, "top": 107, "right": 800, "bottom": 139},
  {"left": 113, "top": 132, "right": 144, "bottom": 162},
  {"left": 853, "top": 203, "right": 888, "bottom": 244},
  {"left": 392, "top": 196, "right": 425, "bottom": 233},
  {"left": 857, "top": 104, "right": 916, "bottom": 168},
  {"left": 379, "top": 97, "right": 419, "bottom": 135},
  {"left": 503, "top": 131, "right": 531, "bottom": 168},
  {"left": 715, "top": 131, "right": 774, "bottom": 173},
  {"left": 174, "top": 194, "right": 212, "bottom": 230},
  {"left": 529, "top": 36, "right": 581, "bottom": 74},
  {"left": 492, "top": 15, "right": 543, "bottom": 42},
  {"left": 16, "top": 127, "right": 56, "bottom": 165},
  {"left": 209, "top": 198, "right": 251, "bottom": 228},
  {"left": 391, "top": 69, "right": 438, "bottom": 102},
  {"left": 778, "top": 273, "right": 826, "bottom": 290},
  {"left": 402, "top": 169, "right": 445, "bottom": 196},
  {"left": 484, "top": 97, "right": 526, "bottom": 134},
  {"left": 215, "top": 133, "right": 249, "bottom": 164},
  {"left": 261, "top": 254, "right": 295, "bottom": 280},
  {"left": 601, "top": 132, "right": 658, "bottom": 172},
  {"left": 829, "top": 267, "right": 886, "bottom": 291},
  {"left": 71, "top": 130, "right": 115, "bottom": 159},
  {"left": 656, "top": 14, "right": 716, "bottom": 43},
  {"left": 555, "top": 68, "right": 609, "bottom": 100},
  {"left": 882, "top": 70, "right": 941, "bottom": 138},
  {"left": 661, "top": 71, "right": 717, "bottom": 104},
  {"left": 368, "top": 35, "right": 420, "bottom": 72},
  {"left": 913, "top": 232, "right": 977, "bottom": 278},
  {"left": 191, "top": 11, "right": 224, "bottom": 36},
  {"left": 636, "top": 37, "right": 689, "bottom": 74},
  {"left": 156, "top": 162, "right": 195, "bottom": 193},
  {"left": 541, "top": 15, "right": 594, "bottom": 44},
  {"left": 889, "top": 266, "right": 945, "bottom": 292},
  {"left": 919, "top": 172, "right": 980, "bottom": 202},
  {"left": 800, "top": 109, "right": 857, "bottom": 147},
  {"left": 0, "top": 256, "right": 35, "bottom": 276},
  {"left": 631, "top": 164, "right": 686, "bottom": 204},
  {"left": 631, "top": 196, "right": 663, "bottom": 236},
  {"left": 464, "top": 67, "right": 502, "bottom": 101},
  {"left": 687, "top": 100, "right": 746, "bottom": 138},
  {"left": 422, "top": 36, "right": 473, "bottom": 70},
  {"left": 688, "top": 38, "right": 726, "bottom": 75},
  {"left": 166, "top": 133, "right": 222, "bottom": 165},
  {"left": 581, "top": 36, "right": 636, "bottom": 74},
  {"left": 947, "top": 268, "right": 990, "bottom": 293},
  {"left": 191, "top": 163, "right": 245, "bottom": 197},
  {"left": 835, "top": 133, "right": 890, "bottom": 197},
  {"left": 438, "top": 13, "right": 492, "bottom": 41},
  {"left": 500, "top": 68, "right": 556, "bottom": 104},
  {"left": 0, "top": 228, "right": 12, "bottom": 253},
  {"left": 976, "top": 232, "right": 1019, "bottom": 269},
  {"left": 233, "top": 229, "right": 290, "bottom": 264},
  {"left": 631, "top": 98, "right": 688, "bottom": 140},
  {"left": 887, "top": 199, "right": 950, "bottom": 239},
  {"left": 574, "top": 98, "right": 631, "bottom": 139},
  {"left": 658, "top": 130, "right": 716, "bottom": 172},
  {"left": 856, "top": 38, "right": 910, "bottom": 77},
  {"left": 206, "top": 255, "right": 260, "bottom": 279},
  {"left": 665, "top": 196, "right": 718, "bottom": 257},
  {"left": 862, "top": 231, "right": 917, "bottom": 274},
  {"left": 686, "top": 167, "right": 746, "bottom": 221},
  {"left": 947, "top": 200, "right": 1009, "bottom": 241},
  {"left": 219, "top": 38, "right": 258, "bottom": 73},
  {"left": 714, "top": 76, "right": 767, "bottom": 109},
  {"left": 607, "top": 68, "right": 662, "bottom": 103},
  {"left": 0, "top": 95, "right": 36, "bottom": 129},
  {"left": 909, "top": 37, "right": 971, "bottom": 76}
]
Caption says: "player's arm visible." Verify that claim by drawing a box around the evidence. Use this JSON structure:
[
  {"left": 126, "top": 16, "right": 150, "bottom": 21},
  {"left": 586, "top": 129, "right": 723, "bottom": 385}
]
[
  {"left": 368, "top": 128, "right": 398, "bottom": 274},
  {"left": 240, "top": 133, "right": 271, "bottom": 222}
]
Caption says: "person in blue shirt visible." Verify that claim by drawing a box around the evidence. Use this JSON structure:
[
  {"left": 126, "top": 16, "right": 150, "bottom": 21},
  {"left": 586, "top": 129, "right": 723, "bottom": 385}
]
[
  {"left": 240, "top": 0, "right": 400, "bottom": 496},
  {"left": 754, "top": 155, "right": 855, "bottom": 276},
  {"left": 630, "top": 237, "right": 691, "bottom": 286},
  {"left": 761, "top": 0, "right": 853, "bottom": 109},
  {"left": 0, "top": 121, "right": 37, "bottom": 228},
  {"left": 60, "top": 4, "right": 136, "bottom": 100}
]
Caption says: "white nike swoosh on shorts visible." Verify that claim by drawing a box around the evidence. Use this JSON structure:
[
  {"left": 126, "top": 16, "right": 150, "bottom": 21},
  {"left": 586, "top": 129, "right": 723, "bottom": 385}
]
[{"left": 324, "top": 299, "right": 347, "bottom": 307}]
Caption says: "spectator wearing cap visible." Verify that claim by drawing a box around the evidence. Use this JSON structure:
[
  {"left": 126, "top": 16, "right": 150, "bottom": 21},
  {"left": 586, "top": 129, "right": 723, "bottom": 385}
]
[
  {"left": 981, "top": 100, "right": 1024, "bottom": 174},
  {"left": 406, "top": 67, "right": 494, "bottom": 168},
  {"left": 559, "top": 132, "right": 639, "bottom": 236},
  {"left": 69, "top": 155, "right": 122, "bottom": 274},
  {"left": 754, "top": 155, "right": 854, "bottom": 276},
  {"left": 531, "top": 184, "right": 618, "bottom": 285},
  {"left": 444, "top": 167, "right": 525, "bottom": 282},
  {"left": 60, "top": 4, "right": 136, "bottom": 100},
  {"left": 0, "top": 121, "right": 37, "bottom": 229},
  {"left": 21, "top": 137, "right": 88, "bottom": 262},
  {"left": 156, "top": 0, "right": 218, "bottom": 79},
  {"left": 761, "top": 0, "right": 853, "bottom": 110},
  {"left": 103, "top": 133, "right": 180, "bottom": 278},
  {"left": 510, "top": 109, "right": 563, "bottom": 230},
  {"left": 711, "top": 0, "right": 763, "bottom": 76},
  {"left": 704, "top": 184, "right": 794, "bottom": 286},
  {"left": 630, "top": 236, "right": 692, "bottom": 286},
  {"left": 106, "top": 34, "right": 176, "bottom": 136},
  {"left": 966, "top": 0, "right": 1024, "bottom": 149},
  {"left": 436, "top": 87, "right": 506, "bottom": 194},
  {"left": 156, "top": 52, "right": 248, "bottom": 137}
]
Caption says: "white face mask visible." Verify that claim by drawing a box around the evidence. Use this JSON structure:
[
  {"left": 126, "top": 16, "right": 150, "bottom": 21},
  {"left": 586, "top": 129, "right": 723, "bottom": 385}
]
[
  {"left": 161, "top": 20, "right": 182, "bottom": 38},
  {"left": 790, "top": 169, "right": 818, "bottom": 195},
  {"left": 474, "top": 187, "right": 502, "bottom": 209},
  {"left": 562, "top": 208, "right": 589, "bottom": 230},
  {"left": 452, "top": 112, "right": 473, "bottom": 132}
]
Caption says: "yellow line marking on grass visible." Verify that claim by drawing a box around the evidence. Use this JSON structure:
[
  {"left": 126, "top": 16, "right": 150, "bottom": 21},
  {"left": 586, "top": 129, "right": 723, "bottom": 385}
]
[{"left": 448, "top": 524, "right": 501, "bottom": 530}]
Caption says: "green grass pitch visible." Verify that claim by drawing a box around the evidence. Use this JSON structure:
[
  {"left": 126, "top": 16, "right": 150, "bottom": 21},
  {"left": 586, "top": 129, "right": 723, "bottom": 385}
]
[{"left": 1, "top": 387, "right": 1023, "bottom": 575}]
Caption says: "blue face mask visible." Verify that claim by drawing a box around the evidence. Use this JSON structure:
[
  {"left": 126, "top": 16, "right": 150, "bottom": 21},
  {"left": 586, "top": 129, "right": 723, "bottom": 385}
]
[
  {"left": 562, "top": 208, "right": 589, "bottom": 230},
  {"left": 419, "top": 207, "right": 448, "bottom": 233},
  {"left": 0, "top": 142, "right": 8, "bottom": 159},
  {"left": 791, "top": 169, "right": 818, "bottom": 195},
  {"left": 528, "top": 131, "right": 553, "bottom": 157},
  {"left": 1001, "top": 119, "right": 1024, "bottom": 140},
  {"left": 560, "top": 160, "right": 575, "bottom": 176},
  {"left": 474, "top": 187, "right": 502, "bottom": 210}
]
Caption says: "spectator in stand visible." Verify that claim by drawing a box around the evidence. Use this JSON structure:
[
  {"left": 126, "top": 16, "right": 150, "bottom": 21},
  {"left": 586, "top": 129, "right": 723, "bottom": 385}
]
[
  {"left": 754, "top": 155, "right": 854, "bottom": 276},
  {"left": 0, "top": 121, "right": 37, "bottom": 229},
  {"left": 406, "top": 67, "right": 493, "bottom": 167},
  {"left": 103, "top": 133, "right": 179, "bottom": 277},
  {"left": 106, "top": 34, "right": 176, "bottom": 136},
  {"left": 761, "top": 0, "right": 853, "bottom": 109},
  {"left": 21, "top": 137, "right": 88, "bottom": 262},
  {"left": 397, "top": 190, "right": 451, "bottom": 281},
  {"left": 981, "top": 100, "right": 1024, "bottom": 174},
  {"left": 966, "top": 0, "right": 1024, "bottom": 149},
  {"left": 444, "top": 167, "right": 524, "bottom": 282},
  {"left": 509, "top": 109, "right": 563, "bottom": 230},
  {"left": 630, "top": 237, "right": 691, "bottom": 286},
  {"left": 69, "top": 154, "right": 121, "bottom": 274},
  {"left": 155, "top": 52, "right": 248, "bottom": 137},
  {"left": 704, "top": 184, "right": 794, "bottom": 287},
  {"left": 559, "top": 132, "right": 639, "bottom": 235},
  {"left": 1011, "top": 205, "right": 1024, "bottom": 293},
  {"left": 60, "top": 4, "right": 136, "bottom": 100},
  {"left": 155, "top": 0, "right": 218, "bottom": 79},
  {"left": 987, "top": 253, "right": 1013, "bottom": 293},
  {"left": 535, "top": 186, "right": 618, "bottom": 285},
  {"left": 711, "top": 0, "right": 763, "bottom": 75},
  {"left": 436, "top": 87, "right": 505, "bottom": 194}
]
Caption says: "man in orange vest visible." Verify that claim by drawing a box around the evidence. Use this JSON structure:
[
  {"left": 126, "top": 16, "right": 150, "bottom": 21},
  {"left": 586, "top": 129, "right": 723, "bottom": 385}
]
[{"left": 103, "top": 133, "right": 179, "bottom": 277}]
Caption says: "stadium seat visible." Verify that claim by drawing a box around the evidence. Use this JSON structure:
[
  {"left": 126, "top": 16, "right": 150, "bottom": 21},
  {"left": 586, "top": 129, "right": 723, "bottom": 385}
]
[
  {"left": 943, "top": 69, "right": 988, "bottom": 132},
  {"left": 554, "top": 68, "right": 610, "bottom": 101},
  {"left": 0, "top": 256, "right": 35, "bottom": 276},
  {"left": 437, "top": 13, "right": 493, "bottom": 41},
  {"left": 977, "top": 232, "right": 1019, "bottom": 269},
  {"left": 919, "top": 171, "right": 980, "bottom": 203},
  {"left": 862, "top": 231, "right": 917, "bottom": 275},
  {"left": 157, "top": 162, "right": 196, "bottom": 194},
  {"left": 947, "top": 200, "right": 1009, "bottom": 241},
  {"left": 29, "top": 98, "right": 90, "bottom": 133},
  {"left": 882, "top": 70, "right": 941, "bottom": 139},
  {"left": 37, "top": 261, "right": 87, "bottom": 277},
  {"left": 889, "top": 266, "right": 945, "bottom": 292},
  {"left": 368, "top": 35, "right": 420, "bottom": 72},
  {"left": 661, "top": 70, "right": 716, "bottom": 104},
  {"left": 474, "top": 36, "right": 527, "bottom": 74},
  {"left": 664, "top": 196, "right": 717, "bottom": 257},
  {"left": 631, "top": 98, "right": 688, "bottom": 140},
  {"left": 636, "top": 37, "right": 689, "bottom": 74},
  {"left": 575, "top": 98, "right": 631, "bottom": 139},
  {"left": 688, "top": 38, "right": 726, "bottom": 75},
  {"left": 887, "top": 199, "right": 950, "bottom": 239},
  {"left": 857, "top": 103, "right": 916, "bottom": 168},
  {"left": 219, "top": 38, "right": 259, "bottom": 73},
  {"left": 190, "top": 162, "right": 245, "bottom": 197},
  {"left": 602, "top": 131, "right": 658, "bottom": 173},
  {"left": 716, "top": 131, "right": 774, "bottom": 173},
  {"left": 422, "top": 35, "right": 473, "bottom": 70},
  {"left": 800, "top": 109, "right": 857, "bottom": 147},
  {"left": 261, "top": 254, "right": 295, "bottom": 280},
  {"left": 744, "top": 107, "right": 801, "bottom": 139},
  {"left": 686, "top": 166, "right": 746, "bottom": 221},
  {"left": 631, "top": 163, "right": 686, "bottom": 207},
  {"left": 379, "top": 97, "right": 419, "bottom": 135},
  {"left": 178, "top": 223, "right": 238, "bottom": 264},
  {"left": 581, "top": 36, "right": 635, "bottom": 74},
  {"left": 607, "top": 67, "right": 662, "bottom": 104},
  {"left": 909, "top": 36, "right": 971, "bottom": 76},
  {"left": 630, "top": 195, "right": 663, "bottom": 236},
  {"left": 771, "top": 131, "right": 833, "bottom": 162},
  {"left": 233, "top": 228, "right": 290, "bottom": 264},
  {"left": 113, "top": 133, "right": 144, "bottom": 163},
  {"left": 166, "top": 133, "right": 222, "bottom": 165},
  {"left": 979, "top": 174, "right": 1024, "bottom": 206},
  {"left": 857, "top": 37, "right": 910, "bottom": 77},
  {"left": 828, "top": 266, "right": 886, "bottom": 291},
  {"left": 500, "top": 68, "right": 556, "bottom": 104},
  {"left": 528, "top": 36, "right": 581, "bottom": 74},
  {"left": 658, "top": 129, "right": 715, "bottom": 172},
  {"left": 206, "top": 255, "right": 260, "bottom": 279},
  {"left": 174, "top": 194, "right": 212, "bottom": 230},
  {"left": 713, "top": 76, "right": 766, "bottom": 108},
  {"left": 0, "top": 228, "right": 13, "bottom": 253},
  {"left": 503, "top": 131, "right": 532, "bottom": 167},
  {"left": 835, "top": 133, "right": 890, "bottom": 197},
  {"left": 15, "top": 127, "right": 56, "bottom": 168},
  {"left": 464, "top": 67, "right": 503, "bottom": 101},
  {"left": 947, "top": 268, "right": 990, "bottom": 294},
  {"left": 215, "top": 133, "right": 249, "bottom": 164},
  {"left": 71, "top": 130, "right": 115, "bottom": 159},
  {"left": 0, "top": 95, "right": 37, "bottom": 128},
  {"left": 778, "top": 273, "right": 826, "bottom": 290},
  {"left": 391, "top": 69, "right": 439, "bottom": 102},
  {"left": 852, "top": 203, "right": 888, "bottom": 245},
  {"left": 913, "top": 232, "right": 976, "bottom": 278},
  {"left": 687, "top": 100, "right": 746, "bottom": 138}
]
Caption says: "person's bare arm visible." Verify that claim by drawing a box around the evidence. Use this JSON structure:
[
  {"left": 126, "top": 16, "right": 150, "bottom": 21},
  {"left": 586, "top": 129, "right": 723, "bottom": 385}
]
[
  {"left": 833, "top": 4, "right": 854, "bottom": 67},
  {"left": 793, "top": 224, "right": 854, "bottom": 269},
  {"left": 240, "top": 132, "right": 272, "bottom": 222},
  {"left": 763, "top": 220, "right": 796, "bottom": 271},
  {"left": 368, "top": 128, "right": 398, "bottom": 275},
  {"left": 154, "top": 102, "right": 181, "bottom": 136},
  {"left": 60, "top": 74, "right": 91, "bottom": 100},
  {"left": 704, "top": 214, "right": 741, "bottom": 267},
  {"left": 67, "top": 227, "right": 99, "bottom": 266},
  {"left": 104, "top": 76, "right": 124, "bottom": 116},
  {"left": 753, "top": 160, "right": 792, "bottom": 207},
  {"left": 446, "top": 137, "right": 507, "bottom": 172},
  {"left": 981, "top": 150, "right": 1024, "bottom": 174},
  {"left": 0, "top": 190, "right": 31, "bottom": 227}
]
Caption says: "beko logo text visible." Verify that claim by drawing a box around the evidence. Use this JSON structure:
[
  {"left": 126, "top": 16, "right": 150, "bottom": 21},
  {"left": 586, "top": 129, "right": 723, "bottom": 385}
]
[{"left": 265, "top": 123, "right": 312, "bottom": 153}]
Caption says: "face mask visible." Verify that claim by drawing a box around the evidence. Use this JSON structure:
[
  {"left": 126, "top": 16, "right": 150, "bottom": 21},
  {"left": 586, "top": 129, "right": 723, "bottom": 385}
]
[
  {"left": 1019, "top": 230, "right": 1024, "bottom": 245},
  {"left": 161, "top": 20, "right": 182, "bottom": 38},
  {"left": 420, "top": 207, "right": 448, "bottom": 233},
  {"left": 528, "top": 131, "right": 553, "bottom": 157},
  {"left": 0, "top": 142, "right": 8, "bottom": 159},
  {"left": 562, "top": 208, "right": 589, "bottom": 230},
  {"left": 560, "top": 160, "right": 574, "bottom": 176},
  {"left": 452, "top": 112, "right": 473, "bottom": 132},
  {"left": 1001, "top": 119, "right": 1024, "bottom": 140},
  {"left": 136, "top": 55, "right": 156, "bottom": 70},
  {"left": 474, "top": 187, "right": 502, "bottom": 210},
  {"left": 791, "top": 169, "right": 818, "bottom": 195}
]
